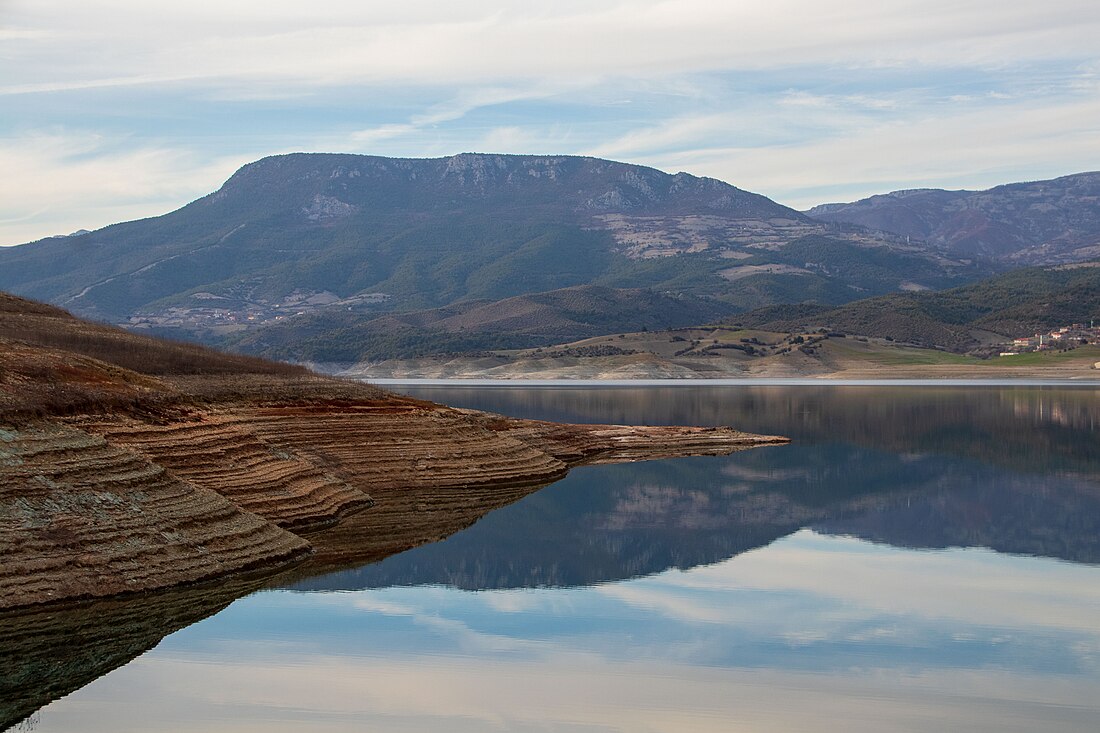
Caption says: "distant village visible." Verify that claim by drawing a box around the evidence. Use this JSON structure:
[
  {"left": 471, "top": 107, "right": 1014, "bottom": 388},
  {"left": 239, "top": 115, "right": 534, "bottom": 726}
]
[{"left": 997, "top": 323, "right": 1100, "bottom": 356}]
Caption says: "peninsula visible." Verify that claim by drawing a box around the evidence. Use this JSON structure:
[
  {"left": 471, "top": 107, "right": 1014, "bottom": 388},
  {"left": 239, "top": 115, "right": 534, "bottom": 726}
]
[{"left": 0, "top": 293, "right": 787, "bottom": 611}]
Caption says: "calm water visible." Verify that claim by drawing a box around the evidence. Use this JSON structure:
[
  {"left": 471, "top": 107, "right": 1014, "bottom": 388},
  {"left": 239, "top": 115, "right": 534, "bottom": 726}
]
[{"left": 7, "top": 383, "right": 1100, "bottom": 732}]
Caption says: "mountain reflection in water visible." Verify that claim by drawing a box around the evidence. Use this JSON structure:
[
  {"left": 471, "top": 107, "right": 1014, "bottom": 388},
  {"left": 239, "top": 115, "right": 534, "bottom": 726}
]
[
  {"left": 13, "top": 384, "right": 1100, "bottom": 733},
  {"left": 292, "top": 385, "right": 1100, "bottom": 592}
]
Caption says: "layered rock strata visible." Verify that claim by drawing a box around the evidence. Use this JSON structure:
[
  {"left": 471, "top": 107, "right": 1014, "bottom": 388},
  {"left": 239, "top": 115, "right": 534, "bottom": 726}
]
[
  {"left": 88, "top": 414, "right": 372, "bottom": 531},
  {"left": 1, "top": 397, "right": 784, "bottom": 612},
  {"left": 0, "top": 422, "right": 310, "bottom": 611},
  {"left": 250, "top": 405, "right": 786, "bottom": 577},
  {"left": 0, "top": 292, "right": 789, "bottom": 617}
]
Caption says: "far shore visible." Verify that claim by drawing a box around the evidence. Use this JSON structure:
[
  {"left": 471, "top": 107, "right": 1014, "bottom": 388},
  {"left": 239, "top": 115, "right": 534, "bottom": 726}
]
[
  {"left": 333, "top": 340, "right": 1100, "bottom": 383},
  {"left": 348, "top": 362, "right": 1100, "bottom": 384},
  {"left": 367, "top": 376, "right": 1100, "bottom": 387}
]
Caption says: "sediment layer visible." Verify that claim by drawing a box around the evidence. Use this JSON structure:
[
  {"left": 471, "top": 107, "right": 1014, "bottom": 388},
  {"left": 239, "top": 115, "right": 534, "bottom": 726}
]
[
  {"left": 246, "top": 404, "right": 787, "bottom": 577},
  {"left": 0, "top": 422, "right": 310, "bottom": 611},
  {"left": 1, "top": 350, "right": 787, "bottom": 614},
  {"left": 88, "top": 414, "right": 373, "bottom": 531},
  {"left": 478, "top": 413, "right": 789, "bottom": 465}
]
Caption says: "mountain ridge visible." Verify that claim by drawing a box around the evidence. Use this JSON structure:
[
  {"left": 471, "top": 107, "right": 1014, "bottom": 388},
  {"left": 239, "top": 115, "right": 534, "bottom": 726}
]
[
  {"left": 807, "top": 171, "right": 1100, "bottom": 263},
  {"left": 0, "top": 152, "right": 983, "bottom": 337}
]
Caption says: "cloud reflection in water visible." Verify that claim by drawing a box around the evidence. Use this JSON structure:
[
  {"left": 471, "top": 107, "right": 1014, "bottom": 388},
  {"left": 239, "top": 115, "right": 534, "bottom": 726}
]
[{"left": 32, "top": 529, "right": 1100, "bottom": 733}]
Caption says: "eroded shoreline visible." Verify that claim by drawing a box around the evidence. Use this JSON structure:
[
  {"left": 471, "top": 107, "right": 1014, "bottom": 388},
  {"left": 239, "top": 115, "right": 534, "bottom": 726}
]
[{"left": 0, "top": 377, "right": 786, "bottom": 613}]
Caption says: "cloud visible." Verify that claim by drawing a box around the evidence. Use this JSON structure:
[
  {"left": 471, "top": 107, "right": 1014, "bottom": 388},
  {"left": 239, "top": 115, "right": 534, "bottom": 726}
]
[
  {"left": 0, "top": 131, "right": 251, "bottom": 244},
  {"left": 655, "top": 530, "right": 1100, "bottom": 633},
  {"left": 2, "top": 1, "right": 1099, "bottom": 242},
  {"left": 6, "top": 1, "right": 1100, "bottom": 96},
  {"left": 35, "top": 631, "right": 1100, "bottom": 733},
  {"left": 348, "top": 84, "right": 572, "bottom": 150},
  {"left": 593, "top": 91, "right": 1100, "bottom": 208}
]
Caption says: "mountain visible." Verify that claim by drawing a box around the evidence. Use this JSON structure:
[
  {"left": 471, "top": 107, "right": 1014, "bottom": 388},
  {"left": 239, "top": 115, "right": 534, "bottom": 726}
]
[
  {"left": 806, "top": 172, "right": 1100, "bottom": 263},
  {"left": 737, "top": 262, "right": 1100, "bottom": 351},
  {"left": 0, "top": 153, "right": 984, "bottom": 342},
  {"left": 230, "top": 284, "right": 738, "bottom": 363}
]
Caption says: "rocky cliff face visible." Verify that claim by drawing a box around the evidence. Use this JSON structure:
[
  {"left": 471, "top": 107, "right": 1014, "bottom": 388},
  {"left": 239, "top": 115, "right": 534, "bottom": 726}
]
[
  {"left": 0, "top": 421, "right": 311, "bottom": 610},
  {"left": 219, "top": 152, "right": 796, "bottom": 219},
  {"left": 0, "top": 399, "right": 786, "bottom": 730}
]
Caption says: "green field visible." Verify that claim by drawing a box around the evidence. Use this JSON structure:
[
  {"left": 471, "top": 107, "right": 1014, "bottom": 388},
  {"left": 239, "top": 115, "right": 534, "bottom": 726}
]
[
  {"left": 982, "top": 344, "right": 1100, "bottom": 366},
  {"left": 838, "top": 344, "right": 976, "bottom": 366}
]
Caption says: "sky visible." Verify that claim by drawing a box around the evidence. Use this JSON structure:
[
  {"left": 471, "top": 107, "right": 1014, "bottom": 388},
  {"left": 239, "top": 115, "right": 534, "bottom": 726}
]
[{"left": 2, "top": 0, "right": 1100, "bottom": 245}]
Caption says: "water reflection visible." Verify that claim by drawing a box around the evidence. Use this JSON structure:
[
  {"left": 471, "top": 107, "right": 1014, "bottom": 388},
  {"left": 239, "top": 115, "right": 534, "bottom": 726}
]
[
  {"left": 399, "top": 384, "right": 1100, "bottom": 475},
  {"left": 27, "top": 531, "right": 1100, "bottom": 733},
  {"left": 14, "top": 385, "right": 1100, "bottom": 733},
  {"left": 289, "top": 446, "right": 1100, "bottom": 592},
  {"left": 293, "top": 386, "right": 1100, "bottom": 593},
  {"left": 0, "top": 576, "right": 270, "bottom": 731}
]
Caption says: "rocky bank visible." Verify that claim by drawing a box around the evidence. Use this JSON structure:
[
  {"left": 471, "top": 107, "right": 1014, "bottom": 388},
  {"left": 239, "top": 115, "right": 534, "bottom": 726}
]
[{"left": 0, "top": 297, "right": 787, "bottom": 612}]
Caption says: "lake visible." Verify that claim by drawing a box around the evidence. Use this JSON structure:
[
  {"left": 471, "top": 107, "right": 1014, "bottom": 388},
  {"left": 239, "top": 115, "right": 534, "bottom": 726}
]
[{"left": 7, "top": 382, "right": 1100, "bottom": 732}]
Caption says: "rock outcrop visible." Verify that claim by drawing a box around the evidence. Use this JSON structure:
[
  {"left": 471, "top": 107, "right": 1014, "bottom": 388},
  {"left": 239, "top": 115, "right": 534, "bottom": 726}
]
[
  {"left": 0, "top": 290, "right": 790, "bottom": 733},
  {"left": 0, "top": 291, "right": 788, "bottom": 613},
  {"left": 88, "top": 414, "right": 372, "bottom": 531},
  {"left": 0, "top": 422, "right": 310, "bottom": 611},
  {"left": 1, "top": 394, "right": 785, "bottom": 612}
]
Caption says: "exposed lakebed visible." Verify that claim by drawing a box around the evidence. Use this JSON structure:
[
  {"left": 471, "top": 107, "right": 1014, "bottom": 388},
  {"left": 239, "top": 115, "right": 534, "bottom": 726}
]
[{"left": 11, "top": 383, "right": 1100, "bottom": 732}]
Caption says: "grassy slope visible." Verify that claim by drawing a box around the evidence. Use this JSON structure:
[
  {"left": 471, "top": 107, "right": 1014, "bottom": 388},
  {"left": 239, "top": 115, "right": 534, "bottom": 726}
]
[
  {"left": 230, "top": 285, "right": 740, "bottom": 362},
  {"left": 0, "top": 293, "right": 305, "bottom": 377},
  {"left": 737, "top": 263, "right": 1100, "bottom": 351},
  {"left": 0, "top": 292, "right": 316, "bottom": 420},
  {"left": 344, "top": 326, "right": 1100, "bottom": 379}
]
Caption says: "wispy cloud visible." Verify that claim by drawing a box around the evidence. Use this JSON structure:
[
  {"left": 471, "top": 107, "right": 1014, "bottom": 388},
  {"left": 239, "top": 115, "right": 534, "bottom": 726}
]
[
  {"left": 348, "top": 84, "right": 570, "bottom": 150},
  {"left": 7, "top": 2, "right": 1100, "bottom": 94},
  {"left": 0, "top": 131, "right": 251, "bottom": 243},
  {"left": 2, "top": 1, "right": 1099, "bottom": 243},
  {"left": 595, "top": 90, "right": 1100, "bottom": 208}
]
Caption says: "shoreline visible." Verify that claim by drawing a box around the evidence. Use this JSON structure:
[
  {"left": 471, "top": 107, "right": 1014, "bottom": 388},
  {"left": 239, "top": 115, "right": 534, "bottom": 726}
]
[
  {"left": 1, "top": 294, "right": 789, "bottom": 616},
  {"left": 368, "top": 377, "right": 1100, "bottom": 387},
  {"left": 330, "top": 340, "right": 1100, "bottom": 383},
  {"left": 0, "top": 381, "right": 787, "bottom": 614},
  {"left": 0, "top": 386, "right": 787, "bottom": 730}
]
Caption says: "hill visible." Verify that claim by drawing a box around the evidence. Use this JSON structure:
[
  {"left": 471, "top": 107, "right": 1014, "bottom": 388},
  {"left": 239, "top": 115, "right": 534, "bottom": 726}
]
[
  {"left": 339, "top": 325, "right": 1100, "bottom": 380},
  {"left": 0, "top": 153, "right": 985, "bottom": 343},
  {"left": 0, "top": 292, "right": 304, "bottom": 378},
  {"left": 807, "top": 172, "right": 1100, "bottom": 263},
  {"left": 332, "top": 263, "right": 1100, "bottom": 378},
  {"left": 738, "top": 262, "right": 1100, "bottom": 351},
  {"left": 230, "top": 284, "right": 738, "bottom": 363}
]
